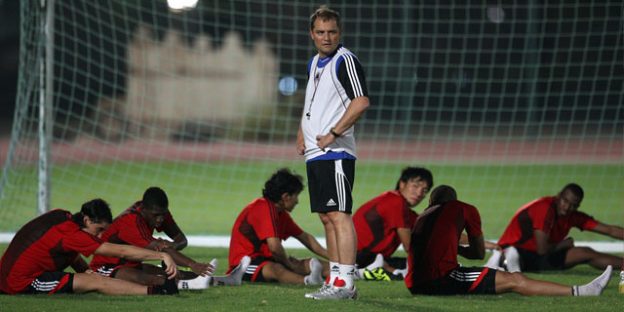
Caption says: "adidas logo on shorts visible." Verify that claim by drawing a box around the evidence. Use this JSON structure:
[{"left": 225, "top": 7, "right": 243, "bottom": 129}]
[{"left": 326, "top": 198, "right": 337, "bottom": 206}]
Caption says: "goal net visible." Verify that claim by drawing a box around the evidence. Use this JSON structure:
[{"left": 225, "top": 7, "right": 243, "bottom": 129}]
[{"left": 1, "top": 1, "right": 621, "bottom": 240}]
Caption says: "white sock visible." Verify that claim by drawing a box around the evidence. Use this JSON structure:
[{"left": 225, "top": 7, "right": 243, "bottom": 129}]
[
  {"left": 574, "top": 265, "right": 613, "bottom": 296},
  {"left": 327, "top": 261, "right": 339, "bottom": 285},
  {"left": 336, "top": 264, "right": 356, "bottom": 289},
  {"left": 303, "top": 258, "right": 324, "bottom": 285},
  {"left": 356, "top": 254, "right": 384, "bottom": 279},
  {"left": 366, "top": 254, "right": 384, "bottom": 270},
  {"left": 177, "top": 275, "right": 211, "bottom": 290},
  {"left": 485, "top": 249, "right": 502, "bottom": 269},
  {"left": 503, "top": 247, "right": 521, "bottom": 273},
  {"left": 393, "top": 268, "right": 407, "bottom": 278}
]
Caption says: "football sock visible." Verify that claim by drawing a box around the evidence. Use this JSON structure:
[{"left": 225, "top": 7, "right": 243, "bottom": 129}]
[
  {"left": 573, "top": 265, "right": 613, "bottom": 296},
  {"left": 212, "top": 256, "right": 250, "bottom": 286},
  {"left": 304, "top": 258, "right": 324, "bottom": 285},
  {"left": 503, "top": 247, "right": 521, "bottom": 273},
  {"left": 485, "top": 249, "right": 502, "bottom": 269},
  {"left": 327, "top": 261, "right": 339, "bottom": 286},
  {"left": 335, "top": 264, "right": 356, "bottom": 289},
  {"left": 178, "top": 275, "right": 211, "bottom": 290},
  {"left": 177, "top": 258, "right": 217, "bottom": 290},
  {"left": 356, "top": 254, "right": 384, "bottom": 279}
]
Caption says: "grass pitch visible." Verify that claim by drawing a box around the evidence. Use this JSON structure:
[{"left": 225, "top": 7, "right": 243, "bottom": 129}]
[{"left": 0, "top": 245, "right": 621, "bottom": 312}]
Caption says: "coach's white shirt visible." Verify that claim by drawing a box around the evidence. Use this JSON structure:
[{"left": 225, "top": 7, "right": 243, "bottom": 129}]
[{"left": 301, "top": 46, "right": 364, "bottom": 161}]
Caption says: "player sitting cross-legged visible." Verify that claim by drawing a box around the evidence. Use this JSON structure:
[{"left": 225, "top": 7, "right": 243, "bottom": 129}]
[
  {"left": 90, "top": 187, "right": 249, "bottom": 290},
  {"left": 228, "top": 168, "right": 329, "bottom": 285}
]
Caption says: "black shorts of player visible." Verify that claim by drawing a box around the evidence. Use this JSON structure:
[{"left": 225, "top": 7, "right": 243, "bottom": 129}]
[
  {"left": 516, "top": 247, "right": 567, "bottom": 271},
  {"left": 306, "top": 159, "right": 355, "bottom": 214},
  {"left": 356, "top": 251, "right": 377, "bottom": 267},
  {"left": 23, "top": 271, "right": 74, "bottom": 294},
  {"left": 409, "top": 267, "right": 496, "bottom": 296},
  {"left": 386, "top": 257, "right": 407, "bottom": 270},
  {"left": 242, "top": 257, "right": 270, "bottom": 283}
]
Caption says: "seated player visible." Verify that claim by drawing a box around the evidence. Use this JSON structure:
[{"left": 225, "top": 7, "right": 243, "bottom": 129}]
[
  {"left": 488, "top": 183, "right": 623, "bottom": 272},
  {"left": 90, "top": 187, "right": 247, "bottom": 289},
  {"left": 352, "top": 167, "right": 433, "bottom": 280},
  {"left": 406, "top": 185, "right": 612, "bottom": 296},
  {"left": 228, "top": 168, "right": 328, "bottom": 285},
  {"left": 0, "top": 199, "right": 179, "bottom": 295}
]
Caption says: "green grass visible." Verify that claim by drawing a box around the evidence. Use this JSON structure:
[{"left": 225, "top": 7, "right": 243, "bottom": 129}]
[
  {"left": 0, "top": 245, "right": 621, "bottom": 312},
  {"left": 1, "top": 162, "right": 622, "bottom": 242}
]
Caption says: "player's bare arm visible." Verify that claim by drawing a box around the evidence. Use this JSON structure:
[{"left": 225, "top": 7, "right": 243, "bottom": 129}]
[
  {"left": 95, "top": 242, "right": 177, "bottom": 279},
  {"left": 295, "top": 232, "right": 328, "bottom": 259},
  {"left": 160, "top": 246, "right": 214, "bottom": 276},
  {"left": 316, "top": 96, "right": 369, "bottom": 150},
  {"left": 162, "top": 222, "right": 188, "bottom": 250},
  {"left": 267, "top": 237, "right": 305, "bottom": 274},
  {"left": 533, "top": 229, "right": 552, "bottom": 255},
  {"left": 458, "top": 234, "right": 485, "bottom": 260},
  {"left": 296, "top": 126, "right": 306, "bottom": 155},
  {"left": 397, "top": 227, "right": 411, "bottom": 252},
  {"left": 591, "top": 222, "right": 624, "bottom": 240},
  {"left": 459, "top": 233, "right": 498, "bottom": 250}
]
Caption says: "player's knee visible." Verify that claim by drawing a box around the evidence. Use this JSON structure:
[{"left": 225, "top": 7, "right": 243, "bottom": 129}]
[
  {"left": 74, "top": 272, "right": 108, "bottom": 292},
  {"left": 504, "top": 271, "right": 528, "bottom": 288},
  {"left": 318, "top": 213, "right": 332, "bottom": 225}
]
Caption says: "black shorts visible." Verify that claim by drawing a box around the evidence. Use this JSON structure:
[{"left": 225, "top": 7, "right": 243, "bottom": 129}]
[
  {"left": 409, "top": 267, "right": 496, "bottom": 296},
  {"left": 242, "top": 257, "right": 270, "bottom": 283},
  {"left": 306, "top": 159, "right": 355, "bottom": 214},
  {"left": 23, "top": 271, "right": 74, "bottom": 294},
  {"left": 516, "top": 248, "right": 567, "bottom": 271}
]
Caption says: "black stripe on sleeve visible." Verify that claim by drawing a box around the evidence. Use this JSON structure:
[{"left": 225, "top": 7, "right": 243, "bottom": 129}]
[{"left": 337, "top": 54, "right": 368, "bottom": 100}]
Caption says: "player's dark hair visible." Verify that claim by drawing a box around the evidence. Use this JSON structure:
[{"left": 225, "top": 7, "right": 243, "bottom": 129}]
[
  {"left": 394, "top": 166, "right": 434, "bottom": 190},
  {"left": 561, "top": 183, "right": 584, "bottom": 200},
  {"left": 73, "top": 198, "right": 113, "bottom": 227},
  {"left": 429, "top": 185, "right": 457, "bottom": 206},
  {"left": 262, "top": 168, "right": 304, "bottom": 203},
  {"left": 310, "top": 5, "right": 341, "bottom": 30},
  {"left": 143, "top": 186, "right": 169, "bottom": 212}
]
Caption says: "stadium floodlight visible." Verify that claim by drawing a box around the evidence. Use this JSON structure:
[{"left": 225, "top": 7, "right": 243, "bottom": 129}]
[{"left": 167, "top": 0, "right": 198, "bottom": 12}]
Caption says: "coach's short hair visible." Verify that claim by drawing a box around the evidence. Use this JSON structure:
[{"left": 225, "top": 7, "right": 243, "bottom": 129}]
[
  {"left": 560, "top": 183, "right": 584, "bottom": 201},
  {"left": 143, "top": 186, "right": 169, "bottom": 212},
  {"left": 262, "top": 168, "right": 304, "bottom": 203},
  {"left": 394, "top": 166, "right": 434, "bottom": 190},
  {"left": 73, "top": 198, "right": 113, "bottom": 226},
  {"left": 429, "top": 185, "right": 457, "bottom": 206},
  {"left": 310, "top": 5, "right": 341, "bottom": 30}
]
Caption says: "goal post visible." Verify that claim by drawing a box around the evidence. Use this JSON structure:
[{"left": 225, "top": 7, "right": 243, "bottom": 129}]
[{"left": 0, "top": 1, "right": 621, "bottom": 239}]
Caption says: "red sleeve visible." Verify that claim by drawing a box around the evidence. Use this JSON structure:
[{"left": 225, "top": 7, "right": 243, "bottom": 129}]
[
  {"left": 249, "top": 200, "right": 278, "bottom": 240},
  {"left": 63, "top": 230, "right": 102, "bottom": 257},
  {"left": 280, "top": 213, "right": 304, "bottom": 239},
  {"left": 118, "top": 215, "right": 155, "bottom": 248},
  {"left": 570, "top": 211, "right": 598, "bottom": 231},
  {"left": 463, "top": 204, "right": 483, "bottom": 238},
  {"left": 379, "top": 194, "right": 411, "bottom": 229}
]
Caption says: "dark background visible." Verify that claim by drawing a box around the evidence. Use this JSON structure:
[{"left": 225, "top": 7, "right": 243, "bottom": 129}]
[
  {"left": 0, "top": 1, "right": 622, "bottom": 139},
  {"left": 0, "top": 1, "right": 19, "bottom": 136}
]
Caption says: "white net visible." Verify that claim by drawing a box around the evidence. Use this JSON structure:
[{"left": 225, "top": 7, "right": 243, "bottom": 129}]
[{"left": 1, "top": 1, "right": 622, "bottom": 240}]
